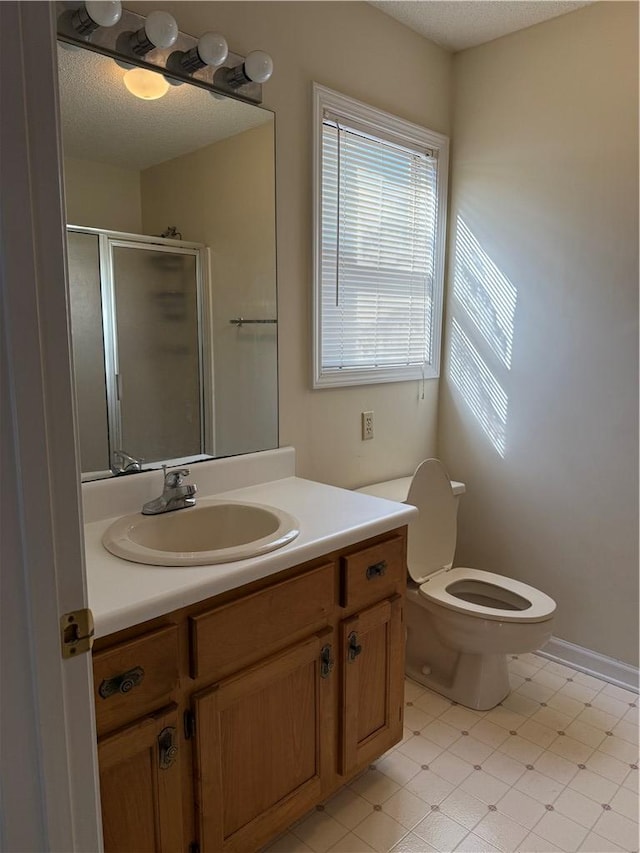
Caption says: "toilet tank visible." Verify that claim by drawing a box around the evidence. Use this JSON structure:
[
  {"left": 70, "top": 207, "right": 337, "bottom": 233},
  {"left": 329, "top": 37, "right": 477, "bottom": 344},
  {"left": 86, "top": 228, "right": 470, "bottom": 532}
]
[{"left": 356, "top": 474, "right": 466, "bottom": 514}]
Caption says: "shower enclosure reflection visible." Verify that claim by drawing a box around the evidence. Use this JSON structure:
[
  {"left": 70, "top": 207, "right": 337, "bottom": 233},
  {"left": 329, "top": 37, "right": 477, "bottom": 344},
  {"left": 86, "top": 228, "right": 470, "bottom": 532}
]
[{"left": 68, "top": 228, "right": 210, "bottom": 478}]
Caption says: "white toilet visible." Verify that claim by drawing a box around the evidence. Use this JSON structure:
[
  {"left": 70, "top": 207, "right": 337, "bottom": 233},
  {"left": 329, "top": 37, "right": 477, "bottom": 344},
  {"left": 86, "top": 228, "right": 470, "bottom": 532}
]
[{"left": 358, "top": 459, "right": 556, "bottom": 710}]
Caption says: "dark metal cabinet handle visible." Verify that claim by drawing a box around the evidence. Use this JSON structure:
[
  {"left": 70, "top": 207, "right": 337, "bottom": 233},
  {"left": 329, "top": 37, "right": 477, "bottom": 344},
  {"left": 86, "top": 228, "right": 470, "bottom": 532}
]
[
  {"left": 366, "top": 560, "right": 387, "bottom": 580},
  {"left": 158, "top": 726, "right": 178, "bottom": 770},
  {"left": 320, "top": 644, "right": 334, "bottom": 678},
  {"left": 347, "top": 632, "right": 362, "bottom": 663},
  {"left": 98, "top": 666, "right": 145, "bottom": 699}
]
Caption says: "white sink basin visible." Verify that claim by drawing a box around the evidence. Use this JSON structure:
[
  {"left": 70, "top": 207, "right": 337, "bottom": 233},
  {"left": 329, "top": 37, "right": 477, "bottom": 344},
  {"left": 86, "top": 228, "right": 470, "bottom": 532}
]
[{"left": 102, "top": 499, "right": 300, "bottom": 566}]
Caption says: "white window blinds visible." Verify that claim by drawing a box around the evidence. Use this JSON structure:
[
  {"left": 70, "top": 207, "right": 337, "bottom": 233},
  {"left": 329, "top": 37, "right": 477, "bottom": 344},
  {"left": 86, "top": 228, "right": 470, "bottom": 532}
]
[
  {"left": 313, "top": 86, "right": 448, "bottom": 388},
  {"left": 321, "top": 118, "right": 437, "bottom": 374},
  {"left": 313, "top": 88, "right": 447, "bottom": 388}
]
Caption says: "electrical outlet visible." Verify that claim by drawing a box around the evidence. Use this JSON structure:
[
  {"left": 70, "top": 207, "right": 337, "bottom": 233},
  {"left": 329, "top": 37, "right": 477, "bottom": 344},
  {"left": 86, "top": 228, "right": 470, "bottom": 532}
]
[{"left": 362, "top": 411, "right": 374, "bottom": 441}]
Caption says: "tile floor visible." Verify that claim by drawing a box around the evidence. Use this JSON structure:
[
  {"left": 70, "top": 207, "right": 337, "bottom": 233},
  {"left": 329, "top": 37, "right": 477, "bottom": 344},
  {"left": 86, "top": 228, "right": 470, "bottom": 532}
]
[{"left": 266, "top": 654, "right": 639, "bottom": 853}]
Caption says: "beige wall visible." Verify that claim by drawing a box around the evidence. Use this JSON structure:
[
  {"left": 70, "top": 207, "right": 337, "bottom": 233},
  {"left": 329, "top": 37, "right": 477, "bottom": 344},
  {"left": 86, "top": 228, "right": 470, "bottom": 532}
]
[
  {"left": 141, "top": 123, "right": 278, "bottom": 458},
  {"left": 439, "top": 2, "right": 639, "bottom": 665},
  {"left": 129, "top": 0, "right": 453, "bottom": 487},
  {"left": 64, "top": 156, "right": 142, "bottom": 233}
]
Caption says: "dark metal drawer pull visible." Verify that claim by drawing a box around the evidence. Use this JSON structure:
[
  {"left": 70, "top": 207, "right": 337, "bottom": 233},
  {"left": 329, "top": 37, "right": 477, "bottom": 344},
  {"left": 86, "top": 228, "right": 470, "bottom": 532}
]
[
  {"left": 158, "top": 726, "right": 178, "bottom": 770},
  {"left": 98, "top": 666, "right": 145, "bottom": 699},
  {"left": 366, "top": 560, "right": 387, "bottom": 580},
  {"left": 320, "top": 643, "right": 334, "bottom": 678},
  {"left": 347, "top": 632, "right": 362, "bottom": 663}
]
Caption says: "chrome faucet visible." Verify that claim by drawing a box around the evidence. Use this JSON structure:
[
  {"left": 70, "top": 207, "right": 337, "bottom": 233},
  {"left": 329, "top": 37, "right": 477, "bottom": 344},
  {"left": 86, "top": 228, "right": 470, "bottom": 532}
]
[
  {"left": 112, "top": 449, "right": 143, "bottom": 475},
  {"left": 142, "top": 466, "right": 197, "bottom": 515}
]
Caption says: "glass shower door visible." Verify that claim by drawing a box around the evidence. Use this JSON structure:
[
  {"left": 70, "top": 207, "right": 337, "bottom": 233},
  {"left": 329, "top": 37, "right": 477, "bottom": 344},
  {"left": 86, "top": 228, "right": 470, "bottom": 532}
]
[{"left": 110, "top": 242, "right": 203, "bottom": 465}]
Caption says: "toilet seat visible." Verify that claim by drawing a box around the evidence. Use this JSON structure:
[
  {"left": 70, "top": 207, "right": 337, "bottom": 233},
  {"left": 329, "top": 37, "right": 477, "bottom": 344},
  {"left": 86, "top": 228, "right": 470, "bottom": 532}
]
[{"left": 419, "top": 566, "right": 556, "bottom": 624}]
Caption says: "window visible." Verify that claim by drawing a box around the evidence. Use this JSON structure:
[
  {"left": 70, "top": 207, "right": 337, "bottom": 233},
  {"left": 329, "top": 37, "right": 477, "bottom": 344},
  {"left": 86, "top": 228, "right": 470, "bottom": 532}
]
[{"left": 313, "top": 84, "right": 449, "bottom": 388}]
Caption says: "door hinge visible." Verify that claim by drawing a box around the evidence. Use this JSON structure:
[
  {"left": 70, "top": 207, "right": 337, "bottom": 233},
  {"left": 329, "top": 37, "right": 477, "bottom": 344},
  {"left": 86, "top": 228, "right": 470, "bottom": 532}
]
[
  {"left": 184, "top": 709, "right": 196, "bottom": 740},
  {"left": 60, "top": 608, "right": 95, "bottom": 658}
]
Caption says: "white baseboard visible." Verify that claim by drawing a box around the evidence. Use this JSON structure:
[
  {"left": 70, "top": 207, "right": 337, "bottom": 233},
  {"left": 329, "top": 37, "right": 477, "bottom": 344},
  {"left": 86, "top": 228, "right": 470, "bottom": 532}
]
[{"left": 536, "top": 636, "right": 639, "bottom": 693}]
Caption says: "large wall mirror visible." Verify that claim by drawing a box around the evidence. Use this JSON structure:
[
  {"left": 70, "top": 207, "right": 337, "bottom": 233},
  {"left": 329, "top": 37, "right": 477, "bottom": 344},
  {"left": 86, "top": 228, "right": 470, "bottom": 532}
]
[{"left": 58, "top": 40, "right": 277, "bottom": 480}]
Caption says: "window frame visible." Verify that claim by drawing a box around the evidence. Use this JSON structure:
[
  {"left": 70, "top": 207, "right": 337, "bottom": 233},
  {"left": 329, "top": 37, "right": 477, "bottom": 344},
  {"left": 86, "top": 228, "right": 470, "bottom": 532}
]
[{"left": 312, "top": 83, "right": 449, "bottom": 389}]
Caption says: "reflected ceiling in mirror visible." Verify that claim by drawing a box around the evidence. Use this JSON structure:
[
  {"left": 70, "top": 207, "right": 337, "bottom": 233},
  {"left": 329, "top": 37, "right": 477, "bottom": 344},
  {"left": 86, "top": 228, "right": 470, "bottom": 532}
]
[
  {"left": 58, "top": 47, "right": 271, "bottom": 169},
  {"left": 58, "top": 43, "right": 278, "bottom": 481}
]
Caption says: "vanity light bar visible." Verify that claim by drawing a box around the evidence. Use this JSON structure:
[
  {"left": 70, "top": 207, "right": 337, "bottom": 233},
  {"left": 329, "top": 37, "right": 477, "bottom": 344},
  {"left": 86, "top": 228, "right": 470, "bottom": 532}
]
[{"left": 56, "top": 1, "right": 272, "bottom": 105}]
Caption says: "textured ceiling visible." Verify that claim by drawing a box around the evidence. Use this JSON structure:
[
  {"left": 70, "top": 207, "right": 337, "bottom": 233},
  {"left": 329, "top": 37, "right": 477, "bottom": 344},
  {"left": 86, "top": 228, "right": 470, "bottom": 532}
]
[
  {"left": 370, "top": 1, "right": 593, "bottom": 52},
  {"left": 57, "top": 45, "right": 272, "bottom": 171}
]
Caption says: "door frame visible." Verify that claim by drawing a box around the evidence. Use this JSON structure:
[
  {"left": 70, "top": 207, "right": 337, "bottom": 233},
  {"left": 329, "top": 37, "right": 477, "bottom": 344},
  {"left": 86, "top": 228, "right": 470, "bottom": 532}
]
[{"left": 0, "top": 3, "right": 102, "bottom": 850}]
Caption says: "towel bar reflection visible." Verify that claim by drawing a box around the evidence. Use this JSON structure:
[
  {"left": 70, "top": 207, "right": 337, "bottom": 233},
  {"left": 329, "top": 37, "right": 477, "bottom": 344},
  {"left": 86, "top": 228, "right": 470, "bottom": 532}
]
[{"left": 229, "top": 318, "right": 277, "bottom": 327}]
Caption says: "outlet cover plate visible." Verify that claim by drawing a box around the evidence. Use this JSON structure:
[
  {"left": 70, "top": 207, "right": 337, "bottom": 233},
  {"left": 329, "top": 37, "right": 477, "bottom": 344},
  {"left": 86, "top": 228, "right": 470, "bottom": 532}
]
[{"left": 362, "top": 411, "right": 374, "bottom": 440}]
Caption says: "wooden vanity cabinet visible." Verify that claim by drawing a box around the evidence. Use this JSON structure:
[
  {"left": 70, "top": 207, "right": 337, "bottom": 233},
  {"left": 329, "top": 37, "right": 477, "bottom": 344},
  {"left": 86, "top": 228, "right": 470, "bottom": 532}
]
[
  {"left": 92, "top": 527, "right": 407, "bottom": 853},
  {"left": 98, "top": 705, "right": 183, "bottom": 853},
  {"left": 340, "top": 596, "right": 404, "bottom": 775},
  {"left": 339, "top": 533, "right": 406, "bottom": 775},
  {"left": 193, "top": 631, "right": 335, "bottom": 852},
  {"left": 92, "top": 625, "right": 183, "bottom": 853}
]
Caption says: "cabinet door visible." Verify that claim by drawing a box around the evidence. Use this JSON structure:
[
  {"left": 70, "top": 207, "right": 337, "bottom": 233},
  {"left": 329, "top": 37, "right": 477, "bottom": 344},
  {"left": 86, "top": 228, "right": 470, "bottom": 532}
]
[
  {"left": 98, "top": 705, "right": 183, "bottom": 853},
  {"left": 193, "top": 632, "right": 335, "bottom": 852},
  {"left": 340, "top": 595, "right": 404, "bottom": 775}
]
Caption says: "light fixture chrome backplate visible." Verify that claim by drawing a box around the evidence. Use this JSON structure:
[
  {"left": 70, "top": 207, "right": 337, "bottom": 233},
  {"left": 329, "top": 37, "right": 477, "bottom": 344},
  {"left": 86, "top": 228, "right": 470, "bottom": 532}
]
[{"left": 56, "top": 1, "right": 267, "bottom": 105}]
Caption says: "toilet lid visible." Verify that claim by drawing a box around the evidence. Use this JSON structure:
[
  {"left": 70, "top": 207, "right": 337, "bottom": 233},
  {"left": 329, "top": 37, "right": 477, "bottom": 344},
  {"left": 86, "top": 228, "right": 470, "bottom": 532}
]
[
  {"left": 419, "top": 566, "right": 557, "bottom": 623},
  {"left": 406, "top": 459, "right": 457, "bottom": 584}
]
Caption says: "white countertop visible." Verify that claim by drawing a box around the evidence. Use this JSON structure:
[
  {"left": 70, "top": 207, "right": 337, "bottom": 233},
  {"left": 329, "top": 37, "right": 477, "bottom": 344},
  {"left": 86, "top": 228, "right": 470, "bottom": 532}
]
[{"left": 85, "top": 475, "right": 417, "bottom": 638}]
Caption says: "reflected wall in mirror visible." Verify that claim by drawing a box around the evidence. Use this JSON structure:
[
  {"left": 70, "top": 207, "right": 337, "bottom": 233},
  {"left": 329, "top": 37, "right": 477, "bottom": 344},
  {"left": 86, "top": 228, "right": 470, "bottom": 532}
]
[{"left": 58, "top": 43, "right": 278, "bottom": 480}]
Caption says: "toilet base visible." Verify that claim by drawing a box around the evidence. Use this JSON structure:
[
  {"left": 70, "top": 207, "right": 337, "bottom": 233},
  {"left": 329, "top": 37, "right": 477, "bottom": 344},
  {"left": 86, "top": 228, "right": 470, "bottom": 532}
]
[
  {"left": 405, "top": 652, "right": 511, "bottom": 711},
  {"left": 405, "top": 588, "right": 524, "bottom": 710}
]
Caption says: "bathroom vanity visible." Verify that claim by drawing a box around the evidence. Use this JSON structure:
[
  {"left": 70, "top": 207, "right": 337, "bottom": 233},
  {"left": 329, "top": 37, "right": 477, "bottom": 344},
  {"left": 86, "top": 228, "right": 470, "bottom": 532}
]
[{"left": 84, "top": 451, "right": 416, "bottom": 852}]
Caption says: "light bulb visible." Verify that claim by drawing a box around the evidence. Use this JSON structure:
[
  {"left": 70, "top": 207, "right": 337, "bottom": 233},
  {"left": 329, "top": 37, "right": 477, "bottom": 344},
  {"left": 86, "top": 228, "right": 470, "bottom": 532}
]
[
  {"left": 125, "top": 10, "right": 179, "bottom": 56},
  {"left": 197, "top": 32, "right": 228, "bottom": 67},
  {"left": 84, "top": 1, "right": 122, "bottom": 28},
  {"left": 170, "top": 31, "right": 228, "bottom": 75},
  {"left": 70, "top": 0, "right": 121, "bottom": 36},
  {"left": 123, "top": 68, "right": 169, "bottom": 100},
  {"left": 143, "top": 11, "right": 178, "bottom": 49},
  {"left": 243, "top": 50, "right": 273, "bottom": 83},
  {"left": 223, "top": 49, "right": 274, "bottom": 89}
]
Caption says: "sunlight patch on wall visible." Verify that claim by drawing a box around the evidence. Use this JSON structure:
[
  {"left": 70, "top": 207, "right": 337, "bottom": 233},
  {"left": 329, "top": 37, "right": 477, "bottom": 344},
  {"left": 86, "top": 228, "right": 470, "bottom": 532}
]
[
  {"left": 453, "top": 216, "right": 517, "bottom": 368},
  {"left": 450, "top": 319, "right": 508, "bottom": 455},
  {"left": 449, "top": 217, "right": 517, "bottom": 457}
]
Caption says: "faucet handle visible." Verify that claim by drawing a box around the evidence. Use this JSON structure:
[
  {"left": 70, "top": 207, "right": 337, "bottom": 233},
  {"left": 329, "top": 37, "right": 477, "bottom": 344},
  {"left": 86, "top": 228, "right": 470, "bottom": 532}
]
[{"left": 163, "top": 466, "right": 190, "bottom": 488}]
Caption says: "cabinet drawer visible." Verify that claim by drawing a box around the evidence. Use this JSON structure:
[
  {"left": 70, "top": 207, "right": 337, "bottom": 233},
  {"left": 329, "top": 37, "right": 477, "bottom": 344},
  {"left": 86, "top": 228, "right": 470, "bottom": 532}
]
[
  {"left": 190, "top": 562, "right": 334, "bottom": 680},
  {"left": 340, "top": 534, "right": 405, "bottom": 610},
  {"left": 93, "top": 624, "right": 179, "bottom": 735}
]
